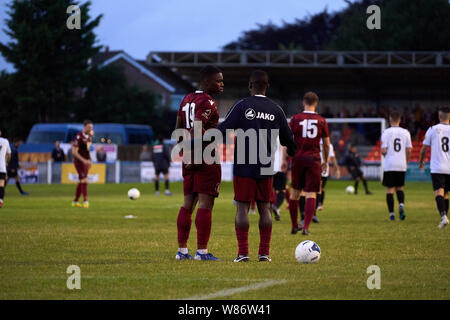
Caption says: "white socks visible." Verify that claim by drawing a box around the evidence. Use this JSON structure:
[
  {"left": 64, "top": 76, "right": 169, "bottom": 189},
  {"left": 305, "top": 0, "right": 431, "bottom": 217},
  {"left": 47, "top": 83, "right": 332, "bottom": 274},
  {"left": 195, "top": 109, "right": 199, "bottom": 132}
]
[{"left": 179, "top": 248, "right": 208, "bottom": 254}]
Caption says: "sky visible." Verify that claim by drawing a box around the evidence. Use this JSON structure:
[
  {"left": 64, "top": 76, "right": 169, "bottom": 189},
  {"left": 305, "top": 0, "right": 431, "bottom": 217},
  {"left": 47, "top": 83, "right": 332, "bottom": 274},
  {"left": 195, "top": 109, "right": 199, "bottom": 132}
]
[{"left": 0, "top": 0, "right": 348, "bottom": 72}]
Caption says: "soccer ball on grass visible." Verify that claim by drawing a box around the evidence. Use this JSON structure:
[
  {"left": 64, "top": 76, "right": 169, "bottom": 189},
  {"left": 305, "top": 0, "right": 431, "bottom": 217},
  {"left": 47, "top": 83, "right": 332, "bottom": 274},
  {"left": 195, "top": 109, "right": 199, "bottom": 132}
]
[
  {"left": 346, "top": 185, "right": 355, "bottom": 194},
  {"left": 295, "top": 240, "right": 321, "bottom": 263},
  {"left": 128, "top": 188, "right": 141, "bottom": 200}
]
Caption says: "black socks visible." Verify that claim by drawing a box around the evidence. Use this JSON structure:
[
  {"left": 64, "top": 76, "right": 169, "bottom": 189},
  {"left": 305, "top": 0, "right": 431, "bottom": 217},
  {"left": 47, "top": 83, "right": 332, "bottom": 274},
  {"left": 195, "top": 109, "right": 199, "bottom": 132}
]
[
  {"left": 165, "top": 179, "right": 169, "bottom": 191},
  {"left": 275, "top": 191, "right": 285, "bottom": 209},
  {"left": 435, "top": 196, "right": 447, "bottom": 217},
  {"left": 363, "top": 179, "right": 369, "bottom": 193},
  {"left": 156, "top": 180, "right": 170, "bottom": 192},
  {"left": 16, "top": 181, "right": 24, "bottom": 194},
  {"left": 299, "top": 196, "right": 305, "bottom": 220},
  {"left": 386, "top": 193, "right": 394, "bottom": 213},
  {"left": 396, "top": 190, "right": 405, "bottom": 204}
]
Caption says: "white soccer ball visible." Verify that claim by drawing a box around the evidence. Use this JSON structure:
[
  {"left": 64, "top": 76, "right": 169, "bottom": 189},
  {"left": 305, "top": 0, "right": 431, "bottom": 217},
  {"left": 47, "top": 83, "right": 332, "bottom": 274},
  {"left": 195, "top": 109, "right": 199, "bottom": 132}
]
[
  {"left": 128, "top": 188, "right": 140, "bottom": 200},
  {"left": 295, "top": 240, "right": 321, "bottom": 264},
  {"left": 346, "top": 185, "right": 355, "bottom": 194}
]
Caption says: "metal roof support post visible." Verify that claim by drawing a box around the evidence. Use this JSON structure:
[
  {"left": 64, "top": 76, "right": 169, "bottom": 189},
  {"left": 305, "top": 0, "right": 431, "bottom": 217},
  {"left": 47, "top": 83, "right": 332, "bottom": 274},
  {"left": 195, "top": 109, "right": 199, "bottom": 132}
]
[
  {"left": 337, "top": 53, "right": 344, "bottom": 66},
  {"left": 240, "top": 52, "right": 247, "bottom": 65},
  {"left": 436, "top": 53, "right": 442, "bottom": 66}
]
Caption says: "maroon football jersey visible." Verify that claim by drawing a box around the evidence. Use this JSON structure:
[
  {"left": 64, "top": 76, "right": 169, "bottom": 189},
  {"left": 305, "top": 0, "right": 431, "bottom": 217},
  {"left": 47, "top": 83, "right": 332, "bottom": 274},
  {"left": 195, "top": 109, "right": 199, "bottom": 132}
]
[
  {"left": 73, "top": 132, "right": 92, "bottom": 161},
  {"left": 289, "top": 111, "right": 329, "bottom": 158},
  {"left": 177, "top": 91, "right": 219, "bottom": 131}
]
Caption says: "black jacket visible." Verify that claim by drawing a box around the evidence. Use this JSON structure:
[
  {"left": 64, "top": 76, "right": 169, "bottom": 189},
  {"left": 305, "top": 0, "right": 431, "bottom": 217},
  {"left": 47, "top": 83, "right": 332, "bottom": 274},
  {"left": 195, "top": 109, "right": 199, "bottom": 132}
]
[
  {"left": 152, "top": 143, "right": 171, "bottom": 170},
  {"left": 52, "top": 148, "right": 65, "bottom": 162},
  {"left": 344, "top": 151, "right": 362, "bottom": 170},
  {"left": 217, "top": 95, "right": 296, "bottom": 179}
]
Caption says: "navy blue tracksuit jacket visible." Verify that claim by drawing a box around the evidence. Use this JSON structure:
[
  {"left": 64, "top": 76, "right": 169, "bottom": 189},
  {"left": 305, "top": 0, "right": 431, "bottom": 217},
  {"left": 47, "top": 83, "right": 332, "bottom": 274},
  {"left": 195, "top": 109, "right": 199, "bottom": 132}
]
[{"left": 216, "top": 95, "right": 296, "bottom": 179}]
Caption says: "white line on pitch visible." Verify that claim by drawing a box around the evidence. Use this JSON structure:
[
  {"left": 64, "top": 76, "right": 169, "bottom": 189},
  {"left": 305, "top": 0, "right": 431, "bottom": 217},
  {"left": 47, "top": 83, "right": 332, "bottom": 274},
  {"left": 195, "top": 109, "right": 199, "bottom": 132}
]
[{"left": 180, "top": 279, "right": 288, "bottom": 300}]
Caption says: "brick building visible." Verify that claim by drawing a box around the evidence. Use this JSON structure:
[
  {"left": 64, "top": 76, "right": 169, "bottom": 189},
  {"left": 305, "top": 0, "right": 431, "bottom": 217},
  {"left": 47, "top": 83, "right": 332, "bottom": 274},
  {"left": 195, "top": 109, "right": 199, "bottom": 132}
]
[{"left": 92, "top": 48, "right": 194, "bottom": 111}]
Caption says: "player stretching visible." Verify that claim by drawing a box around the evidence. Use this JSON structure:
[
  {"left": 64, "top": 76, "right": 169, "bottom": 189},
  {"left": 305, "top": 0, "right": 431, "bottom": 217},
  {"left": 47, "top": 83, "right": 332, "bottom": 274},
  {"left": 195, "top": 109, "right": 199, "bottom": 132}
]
[
  {"left": 288, "top": 92, "right": 330, "bottom": 236},
  {"left": 175, "top": 66, "right": 224, "bottom": 261},
  {"left": 381, "top": 111, "right": 412, "bottom": 221},
  {"left": 217, "top": 69, "right": 296, "bottom": 262},
  {"left": 71, "top": 120, "right": 94, "bottom": 208},
  {"left": 419, "top": 107, "right": 450, "bottom": 229},
  {"left": 0, "top": 130, "right": 11, "bottom": 208}
]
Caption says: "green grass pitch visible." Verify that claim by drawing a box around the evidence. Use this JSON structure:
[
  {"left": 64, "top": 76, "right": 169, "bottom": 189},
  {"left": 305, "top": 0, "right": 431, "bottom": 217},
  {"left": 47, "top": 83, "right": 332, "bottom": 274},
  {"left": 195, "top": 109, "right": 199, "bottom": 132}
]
[{"left": 0, "top": 180, "right": 448, "bottom": 300}]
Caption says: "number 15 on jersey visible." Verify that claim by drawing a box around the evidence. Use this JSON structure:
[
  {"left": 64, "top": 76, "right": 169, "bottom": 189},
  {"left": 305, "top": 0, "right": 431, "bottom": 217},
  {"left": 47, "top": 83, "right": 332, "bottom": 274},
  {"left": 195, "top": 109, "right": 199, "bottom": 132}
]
[{"left": 299, "top": 119, "right": 318, "bottom": 138}]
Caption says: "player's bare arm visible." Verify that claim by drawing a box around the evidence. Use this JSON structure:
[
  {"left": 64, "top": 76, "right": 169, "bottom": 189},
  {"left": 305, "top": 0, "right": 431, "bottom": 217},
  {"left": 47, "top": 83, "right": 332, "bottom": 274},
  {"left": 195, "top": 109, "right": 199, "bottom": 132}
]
[
  {"left": 406, "top": 147, "right": 412, "bottom": 163},
  {"left": 321, "top": 137, "right": 330, "bottom": 174},
  {"left": 182, "top": 117, "right": 206, "bottom": 170},
  {"left": 175, "top": 115, "right": 184, "bottom": 130},
  {"left": 281, "top": 146, "right": 288, "bottom": 172},
  {"left": 419, "top": 145, "right": 428, "bottom": 170},
  {"left": 72, "top": 146, "right": 91, "bottom": 166},
  {"left": 278, "top": 112, "right": 297, "bottom": 157},
  {"left": 332, "top": 155, "right": 340, "bottom": 178}
]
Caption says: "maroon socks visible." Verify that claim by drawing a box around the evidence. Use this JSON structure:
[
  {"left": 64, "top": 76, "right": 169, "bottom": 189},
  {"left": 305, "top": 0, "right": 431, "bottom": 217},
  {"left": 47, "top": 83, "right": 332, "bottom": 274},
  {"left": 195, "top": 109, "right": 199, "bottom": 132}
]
[
  {"left": 235, "top": 226, "right": 249, "bottom": 256},
  {"left": 258, "top": 226, "right": 272, "bottom": 256},
  {"left": 177, "top": 206, "right": 192, "bottom": 247},
  {"left": 303, "top": 198, "right": 316, "bottom": 231},
  {"left": 288, "top": 199, "right": 299, "bottom": 229},
  {"left": 195, "top": 208, "right": 212, "bottom": 249}
]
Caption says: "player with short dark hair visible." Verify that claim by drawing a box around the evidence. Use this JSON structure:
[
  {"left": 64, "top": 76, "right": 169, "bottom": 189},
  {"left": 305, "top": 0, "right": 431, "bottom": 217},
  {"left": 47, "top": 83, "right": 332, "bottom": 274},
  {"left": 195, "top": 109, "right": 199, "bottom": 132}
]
[
  {"left": 71, "top": 120, "right": 94, "bottom": 208},
  {"left": 0, "top": 129, "right": 11, "bottom": 208},
  {"left": 5, "top": 140, "right": 29, "bottom": 196},
  {"left": 381, "top": 111, "right": 412, "bottom": 221},
  {"left": 217, "top": 69, "right": 297, "bottom": 262},
  {"left": 175, "top": 65, "right": 224, "bottom": 261},
  {"left": 288, "top": 92, "right": 330, "bottom": 236},
  {"left": 419, "top": 107, "right": 450, "bottom": 229}
]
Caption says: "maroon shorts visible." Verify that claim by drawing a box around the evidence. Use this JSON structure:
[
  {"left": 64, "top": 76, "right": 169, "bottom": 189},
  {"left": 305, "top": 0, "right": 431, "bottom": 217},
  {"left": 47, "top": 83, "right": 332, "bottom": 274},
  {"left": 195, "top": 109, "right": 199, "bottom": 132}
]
[
  {"left": 183, "top": 164, "right": 221, "bottom": 198},
  {"left": 74, "top": 161, "right": 89, "bottom": 180},
  {"left": 233, "top": 176, "right": 273, "bottom": 203},
  {"left": 291, "top": 156, "right": 321, "bottom": 192}
]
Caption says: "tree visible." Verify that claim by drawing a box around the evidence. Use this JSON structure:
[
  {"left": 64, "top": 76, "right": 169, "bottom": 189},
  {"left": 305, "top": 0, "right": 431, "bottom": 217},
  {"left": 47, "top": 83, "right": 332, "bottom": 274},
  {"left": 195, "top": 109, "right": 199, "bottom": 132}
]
[
  {"left": 223, "top": 10, "right": 340, "bottom": 51},
  {"left": 0, "top": 71, "right": 21, "bottom": 138},
  {"left": 223, "top": 0, "right": 450, "bottom": 51},
  {"left": 0, "top": 0, "right": 102, "bottom": 131},
  {"left": 328, "top": 0, "right": 450, "bottom": 51}
]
